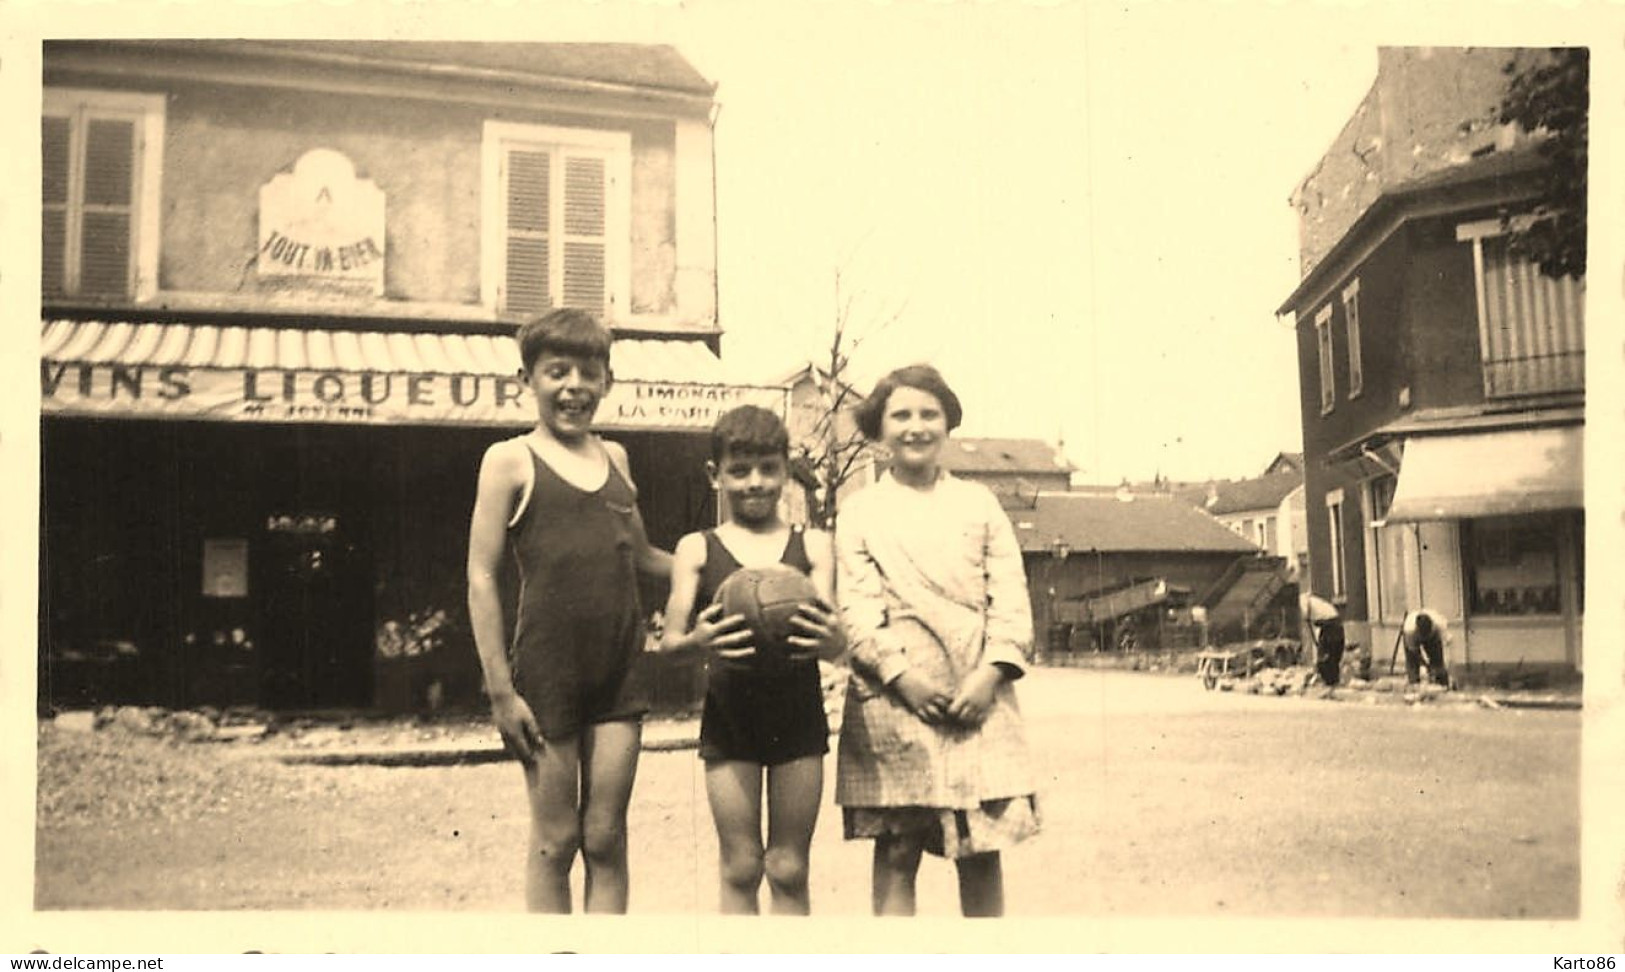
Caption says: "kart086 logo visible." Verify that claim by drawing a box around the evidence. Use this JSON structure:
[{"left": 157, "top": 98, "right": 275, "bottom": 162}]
[{"left": 1554, "top": 958, "right": 1618, "bottom": 970}]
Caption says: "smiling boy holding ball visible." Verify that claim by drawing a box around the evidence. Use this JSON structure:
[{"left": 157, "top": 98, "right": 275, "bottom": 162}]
[{"left": 659, "top": 404, "right": 846, "bottom": 915}]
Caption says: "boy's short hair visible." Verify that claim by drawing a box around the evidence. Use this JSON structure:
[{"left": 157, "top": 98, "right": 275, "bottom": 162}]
[
  {"left": 516, "top": 308, "right": 614, "bottom": 373},
  {"left": 711, "top": 405, "right": 790, "bottom": 462},
  {"left": 855, "top": 364, "right": 963, "bottom": 440}
]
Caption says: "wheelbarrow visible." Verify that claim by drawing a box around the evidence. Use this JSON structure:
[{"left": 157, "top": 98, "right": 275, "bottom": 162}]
[{"left": 1195, "top": 646, "right": 1265, "bottom": 690}]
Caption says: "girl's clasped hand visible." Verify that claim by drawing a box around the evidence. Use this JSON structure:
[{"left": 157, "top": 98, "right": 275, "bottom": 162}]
[{"left": 891, "top": 664, "right": 1002, "bottom": 727}]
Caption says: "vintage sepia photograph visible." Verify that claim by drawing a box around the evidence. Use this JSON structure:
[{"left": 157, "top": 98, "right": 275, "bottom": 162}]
[{"left": 5, "top": 0, "right": 1621, "bottom": 956}]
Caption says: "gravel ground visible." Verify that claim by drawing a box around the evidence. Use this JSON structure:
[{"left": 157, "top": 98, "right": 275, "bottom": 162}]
[{"left": 33, "top": 668, "right": 1583, "bottom": 934}]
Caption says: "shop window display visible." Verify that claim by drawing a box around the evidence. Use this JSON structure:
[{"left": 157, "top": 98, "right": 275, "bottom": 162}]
[{"left": 1466, "top": 516, "right": 1562, "bottom": 616}]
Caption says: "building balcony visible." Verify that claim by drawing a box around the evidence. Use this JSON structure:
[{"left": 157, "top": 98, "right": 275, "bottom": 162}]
[{"left": 1483, "top": 349, "right": 1586, "bottom": 399}]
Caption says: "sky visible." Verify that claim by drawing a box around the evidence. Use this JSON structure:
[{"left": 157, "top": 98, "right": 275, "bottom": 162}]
[{"left": 669, "top": 1, "right": 1381, "bottom": 485}]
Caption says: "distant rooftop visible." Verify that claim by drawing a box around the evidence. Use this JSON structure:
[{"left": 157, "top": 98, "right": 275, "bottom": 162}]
[
  {"left": 1007, "top": 492, "right": 1260, "bottom": 556},
  {"left": 1265, "top": 452, "right": 1304, "bottom": 475},
  {"left": 941, "top": 438, "right": 1073, "bottom": 476},
  {"left": 1172, "top": 471, "right": 1303, "bottom": 516}
]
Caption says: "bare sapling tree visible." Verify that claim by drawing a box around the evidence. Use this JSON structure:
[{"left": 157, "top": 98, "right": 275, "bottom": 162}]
[{"left": 789, "top": 269, "right": 905, "bottom": 529}]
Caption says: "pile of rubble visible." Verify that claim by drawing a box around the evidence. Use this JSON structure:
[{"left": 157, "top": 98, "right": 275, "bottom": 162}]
[
  {"left": 1216, "top": 665, "right": 1316, "bottom": 696},
  {"left": 52, "top": 705, "right": 273, "bottom": 742},
  {"left": 1208, "top": 667, "right": 1519, "bottom": 707},
  {"left": 49, "top": 704, "right": 508, "bottom": 754}
]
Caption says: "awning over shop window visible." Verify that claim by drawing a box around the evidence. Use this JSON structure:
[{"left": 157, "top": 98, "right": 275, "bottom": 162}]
[
  {"left": 40, "top": 319, "right": 785, "bottom": 431},
  {"left": 1385, "top": 426, "right": 1583, "bottom": 523}
]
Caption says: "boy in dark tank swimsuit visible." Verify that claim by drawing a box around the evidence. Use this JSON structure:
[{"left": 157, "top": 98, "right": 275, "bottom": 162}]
[
  {"left": 659, "top": 405, "right": 845, "bottom": 915},
  {"left": 465, "top": 308, "right": 671, "bottom": 914}
]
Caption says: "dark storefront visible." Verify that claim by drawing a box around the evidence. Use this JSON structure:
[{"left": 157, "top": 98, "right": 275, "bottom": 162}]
[{"left": 38, "top": 321, "right": 774, "bottom": 715}]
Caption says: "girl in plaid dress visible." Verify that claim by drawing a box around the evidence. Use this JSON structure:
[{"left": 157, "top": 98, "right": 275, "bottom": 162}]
[{"left": 834, "top": 364, "right": 1039, "bottom": 917}]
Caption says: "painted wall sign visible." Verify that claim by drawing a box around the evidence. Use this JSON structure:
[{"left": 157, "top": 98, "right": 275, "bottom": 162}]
[
  {"left": 258, "top": 149, "right": 386, "bottom": 296},
  {"left": 202, "top": 538, "right": 249, "bottom": 598},
  {"left": 40, "top": 360, "right": 787, "bottom": 432}
]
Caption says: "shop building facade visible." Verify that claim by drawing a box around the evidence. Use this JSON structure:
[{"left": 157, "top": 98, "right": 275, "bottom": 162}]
[
  {"left": 39, "top": 40, "right": 781, "bottom": 713},
  {"left": 1278, "top": 48, "right": 1585, "bottom": 681}
]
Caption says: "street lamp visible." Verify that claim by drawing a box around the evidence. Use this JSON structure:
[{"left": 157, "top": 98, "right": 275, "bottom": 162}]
[{"left": 1046, "top": 538, "right": 1072, "bottom": 657}]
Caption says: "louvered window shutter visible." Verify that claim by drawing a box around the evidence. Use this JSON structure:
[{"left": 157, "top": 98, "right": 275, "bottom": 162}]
[
  {"left": 504, "top": 147, "right": 551, "bottom": 315},
  {"left": 41, "top": 114, "right": 70, "bottom": 295},
  {"left": 1478, "top": 235, "right": 1585, "bottom": 397},
  {"left": 560, "top": 154, "right": 607, "bottom": 313},
  {"left": 493, "top": 129, "right": 619, "bottom": 318},
  {"left": 42, "top": 108, "right": 137, "bottom": 297},
  {"left": 79, "top": 116, "right": 136, "bottom": 295}
]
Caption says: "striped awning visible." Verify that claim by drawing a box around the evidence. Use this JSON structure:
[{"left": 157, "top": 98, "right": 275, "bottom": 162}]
[{"left": 40, "top": 319, "right": 783, "bottom": 431}]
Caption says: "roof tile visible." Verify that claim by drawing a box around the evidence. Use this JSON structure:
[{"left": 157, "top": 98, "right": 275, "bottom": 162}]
[{"left": 1008, "top": 492, "right": 1261, "bottom": 555}]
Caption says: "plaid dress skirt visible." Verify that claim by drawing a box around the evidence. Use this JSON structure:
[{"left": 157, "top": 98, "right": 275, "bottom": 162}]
[{"left": 843, "top": 795, "right": 1041, "bottom": 860}]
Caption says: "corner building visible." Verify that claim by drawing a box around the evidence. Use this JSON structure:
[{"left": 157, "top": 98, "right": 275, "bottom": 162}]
[{"left": 1278, "top": 48, "right": 1585, "bottom": 682}]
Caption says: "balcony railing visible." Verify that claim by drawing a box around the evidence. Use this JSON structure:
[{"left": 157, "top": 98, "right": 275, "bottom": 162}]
[{"left": 1482, "top": 349, "right": 1586, "bottom": 398}]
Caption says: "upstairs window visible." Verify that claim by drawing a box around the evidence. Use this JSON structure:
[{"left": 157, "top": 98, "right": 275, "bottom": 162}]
[
  {"left": 1458, "top": 219, "right": 1585, "bottom": 397},
  {"left": 42, "top": 88, "right": 164, "bottom": 300},
  {"left": 1314, "top": 305, "right": 1335, "bottom": 414},
  {"left": 482, "top": 121, "right": 630, "bottom": 320},
  {"left": 1341, "top": 279, "right": 1363, "bottom": 399}
]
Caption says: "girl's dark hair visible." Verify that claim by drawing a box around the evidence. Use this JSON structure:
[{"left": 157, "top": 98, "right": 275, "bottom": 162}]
[
  {"left": 855, "top": 364, "right": 963, "bottom": 440},
  {"left": 1413, "top": 612, "right": 1435, "bottom": 639},
  {"left": 711, "top": 405, "right": 790, "bottom": 462},
  {"left": 515, "top": 308, "right": 613, "bottom": 372}
]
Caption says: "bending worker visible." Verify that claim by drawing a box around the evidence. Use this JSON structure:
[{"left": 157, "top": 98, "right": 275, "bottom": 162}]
[
  {"left": 1299, "top": 592, "right": 1345, "bottom": 687},
  {"left": 1400, "top": 608, "right": 1451, "bottom": 688}
]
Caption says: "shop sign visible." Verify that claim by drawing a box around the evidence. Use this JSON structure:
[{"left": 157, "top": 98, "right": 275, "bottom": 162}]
[
  {"left": 603, "top": 381, "right": 784, "bottom": 428},
  {"left": 258, "top": 149, "right": 386, "bottom": 296},
  {"left": 40, "top": 360, "right": 787, "bottom": 431},
  {"left": 202, "top": 538, "right": 249, "bottom": 598}
]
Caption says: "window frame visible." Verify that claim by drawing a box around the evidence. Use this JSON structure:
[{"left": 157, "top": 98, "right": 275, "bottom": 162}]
[
  {"left": 480, "top": 120, "right": 631, "bottom": 320},
  {"left": 1367, "top": 473, "right": 1406, "bottom": 622},
  {"left": 1341, "top": 279, "right": 1363, "bottom": 399},
  {"left": 1325, "top": 487, "right": 1346, "bottom": 601},
  {"left": 1314, "top": 304, "right": 1335, "bottom": 415},
  {"left": 1463, "top": 514, "right": 1565, "bottom": 617},
  {"left": 42, "top": 86, "right": 165, "bottom": 301}
]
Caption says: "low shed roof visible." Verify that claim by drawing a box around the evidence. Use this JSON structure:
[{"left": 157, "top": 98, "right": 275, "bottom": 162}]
[{"left": 1007, "top": 492, "right": 1260, "bottom": 555}]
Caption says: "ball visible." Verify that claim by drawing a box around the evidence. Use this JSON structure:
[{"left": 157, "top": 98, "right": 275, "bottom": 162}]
[{"left": 712, "top": 564, "right": 821, "bottom": 657}]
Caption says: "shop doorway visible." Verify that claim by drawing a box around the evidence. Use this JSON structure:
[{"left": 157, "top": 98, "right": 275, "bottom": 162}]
[{"left": 257, "top": 510, "right": 374, "bottom": 709}]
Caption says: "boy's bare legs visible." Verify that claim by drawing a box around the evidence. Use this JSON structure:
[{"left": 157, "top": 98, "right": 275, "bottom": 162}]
[
  {"left": 955, "top": 851, "right": 1004, "bottom": 917},
  {"left": 764, "top": 755, "right": 822, "bottom": 915},
  {"left": 871, "top": 833, "right": 926, "bottom": 916},
  {"left": 521, "top": 737, "right": 583, "bottom": 913},
  {"left": 579, "top": 719, "right": 642, "bottom": 914},
  {"left": 704, "top": 760, "right": 765, "bottom": 914}
]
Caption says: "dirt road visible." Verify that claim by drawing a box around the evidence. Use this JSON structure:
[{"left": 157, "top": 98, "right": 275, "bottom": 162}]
[{"left": 34, "top": 669, "right": 1580, "bottom": 932}]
